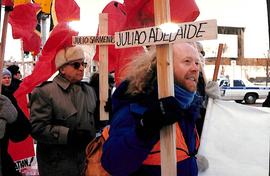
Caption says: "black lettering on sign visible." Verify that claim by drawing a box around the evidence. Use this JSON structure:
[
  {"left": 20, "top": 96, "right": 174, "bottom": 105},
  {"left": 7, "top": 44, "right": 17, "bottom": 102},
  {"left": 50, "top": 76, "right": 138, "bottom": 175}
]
[
  {"left": 15, "top": 157, "right": 34, "bottom": 170},
  {"left": 187, "top": 24, "right": 197, "bottom": 39},
  {"left": 155, "top": 28, "right": 163, "bottom": 42},
  {"left": 196, "top": 22, "right": 207, "bottom": 38},
  {"left": 138, "top": 31, "right": 147, "bottom": 44},
  {"left": 73, "top": 36, "right": 114, "bottom": 45},
  {"left": 115, "top": 19, "right": 216, "bottom": 48},
  {"left": 116, "top": 32, "right": 123, "bottom": 47},
  {"left": 74, "top": 37, "right": 81, "bottom": 44},
  {"left": 148, "top": 28, "right": 156, "bottom": 43}
]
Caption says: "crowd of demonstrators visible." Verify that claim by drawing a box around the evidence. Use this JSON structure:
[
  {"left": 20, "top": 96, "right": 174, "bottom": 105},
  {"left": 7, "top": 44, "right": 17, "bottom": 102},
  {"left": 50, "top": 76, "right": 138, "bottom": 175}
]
[
  {"left": 89, "top": 72, "right": 115, "bottom": 131},
  {"left": 1, "top": 68, "right": 31, "bottom": 176},
  {"left": 101, "top": 42, "right": 205, "bottom": 176},
  {"left": 0, "top": 42, "right": 221, "bottom": 176},
  {"left": 0, "top": 44, "right": 218, "bottom": 176},
  {"left": 29, "top": 46, "right": 98, "bottom": 176}
]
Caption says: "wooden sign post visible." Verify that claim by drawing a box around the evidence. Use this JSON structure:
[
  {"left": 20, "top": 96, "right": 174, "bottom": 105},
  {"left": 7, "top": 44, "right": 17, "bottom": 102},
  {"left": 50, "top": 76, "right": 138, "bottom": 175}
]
[
  {"left": 213, "top": 43, "right": 224, "bottom": 81},
  {"left": 154, "top": 0, "right": 176, "bottom": 175},
  {"left": 98, "top": 13, "right": 109, "bottom": 121},
  {"left": 0, "top": 7, "right": 11, "bottom": 93}
]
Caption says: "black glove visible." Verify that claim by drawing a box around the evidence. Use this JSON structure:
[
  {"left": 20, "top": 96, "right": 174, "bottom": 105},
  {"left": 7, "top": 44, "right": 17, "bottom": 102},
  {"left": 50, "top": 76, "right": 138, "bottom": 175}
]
[
  {"left": 67, "top": 129, "right": 94, "bottom": 147},
  {"left": 136, "top": 96, "right": 182, "bottom": 139}
]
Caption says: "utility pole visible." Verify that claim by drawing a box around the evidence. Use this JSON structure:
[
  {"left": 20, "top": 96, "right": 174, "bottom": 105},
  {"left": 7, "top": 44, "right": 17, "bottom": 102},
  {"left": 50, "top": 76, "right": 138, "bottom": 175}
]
[{"left": 41, "top": 13, "right": 49, "bottom": 47}]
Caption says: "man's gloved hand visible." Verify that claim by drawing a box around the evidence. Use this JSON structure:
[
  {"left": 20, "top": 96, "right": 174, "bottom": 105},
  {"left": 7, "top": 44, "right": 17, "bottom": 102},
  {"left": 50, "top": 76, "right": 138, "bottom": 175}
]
[
  {"left": 205, "top": 81, "right": 221, "bottom": 99},
  {"left": 104, "top": 97, "right": 112, "bottom": 113},
  {"left": 0, "top": 95, "right": 18, "bottom": 124},
  {"left": 67, "top": 129, "right": 94, "bottom": 147},
  {"left": 136, "top": 96, "right": 182, "bottom": 139},
  {"left": 196, "top": 154, "right": 209, "bottom": 172}
]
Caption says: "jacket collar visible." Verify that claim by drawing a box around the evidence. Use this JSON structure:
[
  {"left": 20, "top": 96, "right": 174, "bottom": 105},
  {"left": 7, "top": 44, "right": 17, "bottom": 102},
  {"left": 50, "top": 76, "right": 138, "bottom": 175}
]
[{"left": 53, "top": 74, "right": 73, "bottom": 90}]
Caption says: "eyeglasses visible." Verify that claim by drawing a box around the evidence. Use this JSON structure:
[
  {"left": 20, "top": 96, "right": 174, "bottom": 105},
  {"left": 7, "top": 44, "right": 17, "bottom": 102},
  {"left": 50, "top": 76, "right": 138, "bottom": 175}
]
[{"left": 68, "top": 62, "right": 87, "bottom": 69}]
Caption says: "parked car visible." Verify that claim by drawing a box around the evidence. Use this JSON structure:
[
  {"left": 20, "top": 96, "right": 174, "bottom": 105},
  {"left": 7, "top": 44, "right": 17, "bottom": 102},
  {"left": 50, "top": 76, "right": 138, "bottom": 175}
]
[{"left": 219, "top": 79, "right": 270, "bottom": 104}]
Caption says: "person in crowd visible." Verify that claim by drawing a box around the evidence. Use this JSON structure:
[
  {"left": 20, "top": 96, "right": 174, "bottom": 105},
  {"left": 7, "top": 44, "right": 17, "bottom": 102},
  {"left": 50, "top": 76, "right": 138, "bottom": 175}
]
[
  {"left": 101, "top": 42, "right": 205, "bottom": 176},
  {"left": 29, "top": 46, "right": 97, "bottom": 176},
  {"left": 262, "top": 92, "right": 270, "bottom": 107},
  {"left": 89, "top": 72, "right": 115, "bottom": 130},
  {"left": 2, "top": 68, "right": 28, "bottom": 119},
  {"left": 7, "top": 65, "right": 22, "bottom": 93},
  {"left": 0, "top": 91, "right": 31, "bottom": 175},
  {"left": 2, "top": 68, "right": 12, "bottom": 90},
  {"left": 1, "top": 68, "right": 31, "bottom": 140}
]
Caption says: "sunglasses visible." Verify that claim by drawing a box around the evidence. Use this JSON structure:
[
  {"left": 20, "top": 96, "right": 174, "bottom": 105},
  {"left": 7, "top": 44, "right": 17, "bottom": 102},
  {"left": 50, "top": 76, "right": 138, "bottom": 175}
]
[{"left": 67, "top": 62, "right": 87, "bottom": 69}]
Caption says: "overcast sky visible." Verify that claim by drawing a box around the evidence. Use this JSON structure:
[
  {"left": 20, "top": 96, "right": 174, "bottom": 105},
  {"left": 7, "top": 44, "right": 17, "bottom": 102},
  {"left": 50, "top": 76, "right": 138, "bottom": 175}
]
[
  {"left": 3, "top": 0, "right": 269, "bottom": 62},
  {"left": 196, "top": 0, "right": 269, "bottom": 58}
]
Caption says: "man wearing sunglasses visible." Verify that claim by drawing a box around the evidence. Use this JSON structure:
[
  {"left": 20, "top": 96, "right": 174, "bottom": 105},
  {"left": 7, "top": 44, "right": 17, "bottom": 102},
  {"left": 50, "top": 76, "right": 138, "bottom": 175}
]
[{"left": 29, "top": 46, "right": 97, "bottom": 176}]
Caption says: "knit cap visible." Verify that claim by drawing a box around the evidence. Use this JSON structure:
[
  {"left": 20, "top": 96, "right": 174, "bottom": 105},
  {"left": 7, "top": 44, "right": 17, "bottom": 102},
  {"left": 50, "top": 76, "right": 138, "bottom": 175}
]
[{"left": 2, "top": 68, "right": 11, "bottom": 77}]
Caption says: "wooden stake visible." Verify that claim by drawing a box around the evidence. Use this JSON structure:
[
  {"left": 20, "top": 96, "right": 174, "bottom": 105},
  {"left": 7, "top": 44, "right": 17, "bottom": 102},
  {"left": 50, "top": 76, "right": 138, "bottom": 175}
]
[
  {"left": 0, "top": 7, "right": 11, "bottom": 93},
  {"left": 212, "top": 43, "right": 224, "bottom": 81},
  {"left": 99, "top": 13, "right": 109, "bottom": 121},
  {"left": 154, "top": 0, "right": 176, "bottom": 175}
]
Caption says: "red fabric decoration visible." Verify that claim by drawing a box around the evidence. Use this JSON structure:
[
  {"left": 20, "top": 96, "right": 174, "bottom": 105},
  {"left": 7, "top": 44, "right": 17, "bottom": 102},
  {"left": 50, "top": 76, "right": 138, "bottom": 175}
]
[
  {"left": 114, "top": 47, "right": 144, "bottom": 85},
  {"left": 22, "top": 30, "right": 42, "bottom": 55},
  {"left": 93, "top": 1, "right": 127, "bottom": 73},
  {"left": 9, "top": 3, "right": 41, "bottom": 55},
  {"left": 92, "top": 1, "right": 143, "bottom": 85},
  {"left": 124, "top": 0, "right": 200, "bottom": 29},
  {"left": 1, "top": 0, "right": 13, "bottom": 6},
  {"left": 51, "top": 0, "right": 80, "bottom": 25},
  {"left": 124, "top": 0, "right": 153, "bottom": 29}
]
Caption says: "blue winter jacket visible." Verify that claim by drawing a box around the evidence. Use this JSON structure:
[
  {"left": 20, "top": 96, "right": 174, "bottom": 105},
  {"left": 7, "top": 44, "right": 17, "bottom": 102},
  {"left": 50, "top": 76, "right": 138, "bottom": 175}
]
[{"left": 102, "top": 81, "right": 200, "bottom": 176}]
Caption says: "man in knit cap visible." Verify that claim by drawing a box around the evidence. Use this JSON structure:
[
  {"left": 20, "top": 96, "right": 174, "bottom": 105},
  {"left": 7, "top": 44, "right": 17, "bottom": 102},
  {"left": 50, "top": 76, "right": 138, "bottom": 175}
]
[{"left": 30, "top": 46, "right": 97, "bottom": 176}]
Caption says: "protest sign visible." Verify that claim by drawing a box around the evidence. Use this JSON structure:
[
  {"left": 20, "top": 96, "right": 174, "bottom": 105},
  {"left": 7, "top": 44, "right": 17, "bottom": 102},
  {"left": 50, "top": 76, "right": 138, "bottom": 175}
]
[{"left": 198, "top": 100, "right": 270, "bottom": 176}]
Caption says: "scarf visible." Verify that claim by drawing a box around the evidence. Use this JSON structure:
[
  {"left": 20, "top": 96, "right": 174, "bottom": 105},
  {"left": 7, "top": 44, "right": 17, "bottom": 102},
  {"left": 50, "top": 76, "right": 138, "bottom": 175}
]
[{"left": 174, "top": 84, "right": 195, "bottom": 109}]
